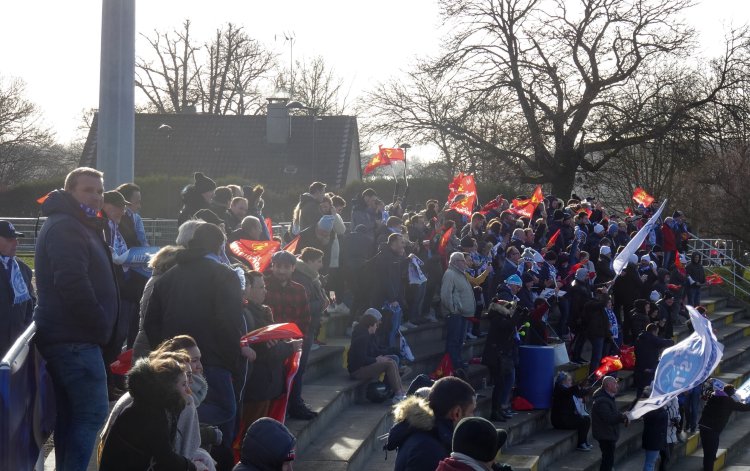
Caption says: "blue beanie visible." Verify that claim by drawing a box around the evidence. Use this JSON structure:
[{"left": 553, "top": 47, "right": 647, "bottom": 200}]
[{"left": 506, "top": 274, "right": 522, "bottom": 286}]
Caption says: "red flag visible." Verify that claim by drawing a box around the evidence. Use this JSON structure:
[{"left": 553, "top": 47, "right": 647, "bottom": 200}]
[
  {"left": 674, "top": 250, "right": 686, "bottom": 275},
  {"left": 264, "top": 217, "right": 274, "bottom": 238},
  {"left": 448, "top": 173, "right": 477, "bottom": 216},
  {"left": 706, "top": 273, "right": 724, "bottom": 285},
  {"left": 284, "top": 235, "right": 300, "bottom": 253},
  {"left": 430, "top": 352, "right": 454, "bottom": 380},
  {"left": 625, "top": 207, "right": 634, "bottom": 217},
  {"left": 545, "top": 229, "right": 561, "bottom": 250},
  {"left": 632, "top": 188, "right": 655, "bottom": 207},
  {"left": 229, "top": 239, "right": 280, "bottom": 272},
  {"left": 437, "top": 226, "right": 454, "bottom": 256},
  {"left": 479, "top": 196, "right": 504, "bottom": 216},
  {"left": 594, "top": 355, "right": 623, "bottom": 379},
  {"left": 380, "top": 146, "right": 405, "bottom": 162},
  {"left": 511, "top": 185, "right": 544, "bottom": 219}
]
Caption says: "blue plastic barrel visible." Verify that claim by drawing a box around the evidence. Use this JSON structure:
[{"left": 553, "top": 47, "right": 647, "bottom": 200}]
[{"left": 518, "top": 345, "right": 555, "bottom": 409}]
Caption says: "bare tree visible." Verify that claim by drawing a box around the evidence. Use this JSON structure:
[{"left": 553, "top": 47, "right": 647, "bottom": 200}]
[
  {"left": 365, "top": 0, "right": 750, "bottom": 197},
  {"left": 277, "top": 56, "right": 348, "bottom": 115},
  {"left": 0, "top": 76, "right": 54, "bottom": 187},
  {"left": 136, "top": 21, "right": 276, "bottom": 115}
]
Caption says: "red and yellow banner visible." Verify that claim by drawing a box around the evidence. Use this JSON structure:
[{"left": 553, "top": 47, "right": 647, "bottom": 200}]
[
  {"left": 511, "top": 185, "right": 544, "bottom": 219},
  {"left": 632, "top": 187, "right": 655, "bottom": 207}
]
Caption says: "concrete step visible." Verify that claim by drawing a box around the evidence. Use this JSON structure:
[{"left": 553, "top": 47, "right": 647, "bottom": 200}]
[{"left": 672, "top": 411, "right": 750, "bottom": 470}]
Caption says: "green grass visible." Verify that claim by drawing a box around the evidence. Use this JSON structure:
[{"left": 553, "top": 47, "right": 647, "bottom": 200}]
[{"left": 17, "top": 254, "right": 34, "bottom": 270}]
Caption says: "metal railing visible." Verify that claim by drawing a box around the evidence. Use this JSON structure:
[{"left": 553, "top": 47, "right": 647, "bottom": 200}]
[
  {"left": 2, "top": 217, "right": 291, "bottom": 253},
  {"left": 0, "top": 322, "right": 52, "bottom": 471},
  {"left": 687, "top": 233, "right": 750, "bottom": 299}
]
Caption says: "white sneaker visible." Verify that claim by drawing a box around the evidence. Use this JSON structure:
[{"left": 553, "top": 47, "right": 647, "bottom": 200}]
[
  {"left": 335, "top": 303, "right": 350, "bottom": 314},
  {"left": 403, "top": 322, "right": 418, "bottom": 329},
  {"left": 466, "top": 332, "right": 478, "bottom": 340}
]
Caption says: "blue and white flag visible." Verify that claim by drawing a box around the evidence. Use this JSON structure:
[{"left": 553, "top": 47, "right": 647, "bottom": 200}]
[
  {"left": 734, "top": 376, "right": 750, "bottom": 403},
  {"left": 612, "top": 199, "right": 667, "bottom": 277},
  {"left": 627, "top": 305, "right": 723, "bottom": 420}
]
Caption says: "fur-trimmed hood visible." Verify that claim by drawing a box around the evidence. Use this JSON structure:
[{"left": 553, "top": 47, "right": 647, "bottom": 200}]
[
  {"left": 394, "top": 396, "right": 435, "bottom": 431},
  {"left": 386, "top": 396, "right": 454, "bottom": 453},
  {"left": 148, "top": 245, "right": 185, "bottom": 276}
]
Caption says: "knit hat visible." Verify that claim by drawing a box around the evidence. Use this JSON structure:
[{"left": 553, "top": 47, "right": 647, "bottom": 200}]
[
  {"left": 271, "top": 250, "right": 297, "bottom": 266},
  {"left": 363, "top": 308, "right": 382, "bottom": 321},
  {"left": 521, "top": 272, "right": 535, "bottom": 284},
  {"left": 460, "top": 236, "right": 476, "bottom": 249},
  {"left": 593, "top": 224, "right": 604, "bottom": 234},
  {"left": 239, "top": 417, "right": 296, "bottom": 468},
  {"left": 575, "top": 267, "right": 589, "bottom": 281},
  {"left": 505, "top": 274, "right": 522, "bottom": 286},
  {"left": 193, "top": 209, "right": 223, "bottom": 226},
  {"left": 317, "top": 215, "right": 335, "bottom": 232},
  {"left": 194, "top": 172, "right": 216, "bottom": 194},
  {"left": 213, "top": 186, "right": 232, "bottom": 205},
  {"left": 629, "top": 254, "right": 639, "bottom": 265},
  {"left": 452, "top": 417, "right": 508, "bottom": 462},
  {"left": 649, "top": 290, "right": 661, "bottom": 302},
  {"left": 553, "top": 209, "right": 564, "bottom": 221},
  {"left": 600, "top": 246, "right": 612, "bottom": 257},
  {"left": 641, "top": 254, "right": 651, "bottom": 263}
]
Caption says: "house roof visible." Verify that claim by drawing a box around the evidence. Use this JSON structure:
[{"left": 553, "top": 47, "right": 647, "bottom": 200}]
[{"left": 80, "top": 112, "right": 361, "bottom": 189}]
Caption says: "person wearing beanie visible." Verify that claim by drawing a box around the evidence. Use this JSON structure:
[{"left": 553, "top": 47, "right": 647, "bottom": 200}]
[
  {"left": 177, "top": 172, "right": 216, "bottom": 226},
  {"left": 233, "top": 418, "right": 296, "bottom": 471},
  {"left": 291, "top": 181, "right": 327, "bottom": 235},
  {"left": 699, "top": 383, "right": 750, "bottom": 471},
  {"left": 568, "top": 263, "right": 594, "bottom": 364},
  {"left": 295, "top": 215, "right": 335, "bottom": 275},
  {"left": 595, "top": 246, "right": 615, "bottom": 284},
  {"left": 243, "top": 185, "right": 270, "bottom": 241},
  {"left": 495, "top": 274, "right": 522, "bottom": 302},
  {"left": 436, "top": 417, "right": 509, "bottom": 470},
  {"left": 441, "top": 251, "right": 475, "bottom": 370},
  {"left": 212, "top": 186, "right": 233, "bottom": 211}
]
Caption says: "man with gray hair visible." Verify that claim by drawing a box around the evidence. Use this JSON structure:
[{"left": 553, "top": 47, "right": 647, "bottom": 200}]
[
  {"left": 591, "top": 376, "right": 628, "bottom": 471},
  {"left": 441, "top": 251, "right": 475, "bottom": 370},
  {"left": 228, "top": 215, "right": 262, "bottom": 243}
]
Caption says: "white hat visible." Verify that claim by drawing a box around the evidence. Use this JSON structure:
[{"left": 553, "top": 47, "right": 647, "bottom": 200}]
[
  {"left": 629, "top": 254, "right": 639, "bottom": 265},
  {"left": 641, "top": 254, "right": 651, "bottom": 263},
  {"left": 650, "top": 290, "right": 661, "bottom": 302},
  {"left": 594, "top": 224, "right": 604, "bottom": 234},
  {"left": 600, "top": 246, "right": 612, "bottom": 257}
]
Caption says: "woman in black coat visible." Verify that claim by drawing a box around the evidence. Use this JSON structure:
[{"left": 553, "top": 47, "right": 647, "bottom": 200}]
[
  {"left": 551, "top": 372, "right": 592, "bottom": 451},
  {"left": 100, "top": 356, "right": 197, "bottom": 471},
  {"left": 642, "top": 401, "right": 668, "bottom": 471}
]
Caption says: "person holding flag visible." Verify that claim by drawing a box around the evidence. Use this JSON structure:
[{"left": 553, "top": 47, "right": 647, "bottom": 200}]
[
  {"left": 591, "top": 376, "right": 629, "bottom": 471},
  {"left": 698, "top": 383, "right": 750, "bottom": 471}
]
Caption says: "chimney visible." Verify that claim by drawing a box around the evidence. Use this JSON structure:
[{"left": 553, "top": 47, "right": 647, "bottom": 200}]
[{"left": 266, "top": 97, "right": 289, "bottom": 145}]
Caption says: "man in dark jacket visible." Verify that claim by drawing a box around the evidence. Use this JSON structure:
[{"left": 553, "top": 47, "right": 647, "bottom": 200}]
[
  {"left": 144, "top": 223, "right": 246, "bottom": 468},
  {"left": 178, "top": 172, "right": 216, "bottom": 226},
  {"left": 33, "top": 167, "right": 120, "bottom": 471},
  {"left": 591, "top": 376, "right": 628, "bottom": 471},
  {"left": 374, "top": 233, "right": 407, "bottom": 347},
  {"left": 699, "top": 383, "right": 750, "bottom": 471},
  {"left": 482, "top": 300, "right": 519, "bottom": 421},
  {"left": 292, "top": 181, "right": 326, "bottom": 234},
  {"left": 385, "top": 376, "right": 476, "bottom": 471},
  {"left": 634, "top": 324, "right": 674, "bottom": 400},
  {"left": 343, "top": 224, "right": 375, "bottom": 320},
  {"left": 0, "top": 220, "right": 34, "bottom": 354},
  {"left": 350, "top": 188, "right": 379, "bottom": 237}
]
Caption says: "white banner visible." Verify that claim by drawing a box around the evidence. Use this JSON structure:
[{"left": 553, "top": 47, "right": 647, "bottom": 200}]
[
  {"left": 612, "top": 200, "right": 667, "bottom": 277},
  {"left": 626, "top": 306, "right": 723, "bottom": 420}
]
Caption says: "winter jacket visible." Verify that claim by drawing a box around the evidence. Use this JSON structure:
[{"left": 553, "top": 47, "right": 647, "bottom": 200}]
[
  {"left": 591, "top": 387, "right": 624, "bottom": 441},
  {"left": 99, "top": 359, "right": 197, "bottom": 471},
  {"left": 685, "top": 252, "right": 706, "bottom": 285},
  {"left": 350, "top": 199, "right": 378, "bottom": 236},
  {"left": 0, "top": 258, "right": 34, "bottom": 354},
  {"left": 482, "top": 302, "right": 518, "bottom": 367},
  {"left": 294, "top": 193, "right": 321, "bottom": 233},
  {"left": 384, "top": 396, "right": 454, "bottom": 471},
  {"left": 629, "top": 303, "right": 650, "bottom": 340},
  {"left": 342, "top": 227, "right": 375, "bottom": 270},
  {"left": 551, "top": 383, "right": 590, "bottom": 429},
  {"left": 661, "top": 224, "right": 677, "bottom": 252},
  {"left": 440, "top": 266, "right": 475, "bottom": 317},
  {"left": 243, "top": 301, "right": 295, "bottom": 402},
  {"left": 633, "top": 331, "right": 674, "bottom": 389},
  {"left": 375, "top": 247, "right": 407, "bottom": 306},
  {"left": 177, "top": 185, "right": 210, "bottom": 226},
  {"left": 595, "top": 256, "right": 615, "bottom": 284},
  {"left": 347, "top": 321, "right": 390, "bottom": 374},
  {"left": 144, "top": 248, "right": 245, "bottom": 375},
  {"left": 699, "top": 392, "right": 750, "bottom": 433},
  {"left": 291, "top": 260, "right": 329, "bottom": 318},
  {"left": 296, "top": 226, "right": 335, "bottom": 273},
  {"left": 612, "top": 264, "right": 642, "bottom": 308},
  {"left": 583, "top": 300, "right": 610, "bottom": 339},
  {"left": 33, "top": 190, "right": 120, "bottom": 348},
  {"left": 642, "top": 407, "right": 668, "bottom": 451},
  {"left": 436, "top": 455, "right": 489, "bottom": 471}
]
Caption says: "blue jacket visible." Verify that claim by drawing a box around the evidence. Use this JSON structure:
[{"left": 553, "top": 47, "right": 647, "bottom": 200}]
[
  {"left": 33, "top": 190, "right": 120, "bottom": 348},
  {"left": 385, "top": 397, "right": 453, "bottom": 471}
]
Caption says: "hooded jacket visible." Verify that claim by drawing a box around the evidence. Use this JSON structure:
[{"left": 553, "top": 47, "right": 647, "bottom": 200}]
[
  {"left": 234, "top": 417, "right": 296, "bottom": 471},
  {"left": 291, "top": 259, "right": 328, "bottom": 317},
  {"left": 33, "top": 190, "right": 120, "bottom": 348},
  {"left": 99, "top": 359, "right": 196, "bottom": 471},
  {"left": 385, "top": 396, "right": 454, "bottom": 471},
  {"left": 144, "top": 248, "right": 245, "bottom": 374},
  {"left": 685, "top": 252, "right": 706, "bottom": 285},
  {"left": 177, "top": 184, "right": 210, "bottom": 226},
  {"left": 482, "top": 301, "right": 518, "bottom": 367},
  {"left": 293, "top": 193, "right": 321, "bottom": 234}
]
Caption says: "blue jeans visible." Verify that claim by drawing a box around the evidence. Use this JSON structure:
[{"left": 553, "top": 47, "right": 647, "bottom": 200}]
[
  {"left": 198, "top": 366, "right": 237, "bottom": 445},
  {"left": 38, "top": 342, "right": 109, "bottom": 471},
  {"left": 687, "top": 285, "right": 701, "bottom": 307},
  {"left": 643, "top": 449, "right": 660, "bottom": 471},
  {"left": 445, "top": 315, "right": 468, "bottom": 369},
  {"left": 387, "top": 303, "right": 403, "bottom": 348}
]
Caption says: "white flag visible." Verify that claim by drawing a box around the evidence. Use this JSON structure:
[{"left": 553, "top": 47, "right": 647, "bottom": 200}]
[
  {"left": 612, "top": 200, "right": 668, "bottom": 277},
  {"left": 627, "top": 306, "right": 723, "bottom": 420}
]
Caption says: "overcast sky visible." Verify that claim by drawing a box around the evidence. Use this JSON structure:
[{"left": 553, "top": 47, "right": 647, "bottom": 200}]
[{"left": 1, "top": 0, "right": 747, "bottom": 152}]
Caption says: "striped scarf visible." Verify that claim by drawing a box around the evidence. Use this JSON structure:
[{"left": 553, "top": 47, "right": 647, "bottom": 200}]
[{"left": 1, "top": 256, "right": 31, "bottom": 304}]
